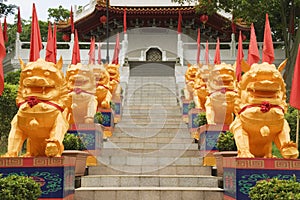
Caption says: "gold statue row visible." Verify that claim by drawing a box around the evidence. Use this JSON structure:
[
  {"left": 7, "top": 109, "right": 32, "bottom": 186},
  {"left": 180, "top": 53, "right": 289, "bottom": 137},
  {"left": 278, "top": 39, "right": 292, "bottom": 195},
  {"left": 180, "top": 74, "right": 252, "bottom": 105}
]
[
  {"left": 3, "top": 58, "right": 121, "bottom": 157},
  {"left": 184, "top": 61, "right": 299, "bottom": 159}
]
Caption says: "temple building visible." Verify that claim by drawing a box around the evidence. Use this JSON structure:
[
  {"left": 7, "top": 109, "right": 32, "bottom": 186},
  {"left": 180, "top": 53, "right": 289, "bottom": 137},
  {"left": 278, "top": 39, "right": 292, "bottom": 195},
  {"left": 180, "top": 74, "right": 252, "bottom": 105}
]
[{"left": 4, "top": 0, "right": 285, "bottom": 73}]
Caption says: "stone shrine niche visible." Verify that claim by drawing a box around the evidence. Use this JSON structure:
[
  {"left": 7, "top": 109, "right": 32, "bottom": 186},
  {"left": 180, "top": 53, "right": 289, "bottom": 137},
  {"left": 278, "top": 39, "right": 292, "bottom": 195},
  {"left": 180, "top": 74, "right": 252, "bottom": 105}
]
[{"left": 146, "top": 48, "right": 162, "bottom": 61}]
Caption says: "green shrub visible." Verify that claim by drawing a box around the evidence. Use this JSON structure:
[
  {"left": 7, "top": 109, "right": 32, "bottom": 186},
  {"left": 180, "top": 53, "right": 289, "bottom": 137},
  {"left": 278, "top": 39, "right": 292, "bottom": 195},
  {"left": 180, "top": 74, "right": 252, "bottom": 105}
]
[
  {"left": 216, "top": 131, "right": 237, "bottom": 151},
  {"left": 181, "top": 88, "right": 184, "bottom": 97},
  {"left": 249, "top": 176, "right": 300, "bottom": 200},
  {"left": 110, "top": 101, "right": 116, "bottom": 111},
  {"left": 0, "top": 174, "right": 42, "bottom": 200},
  {"left": 285, "top": 105, "right": 298, "bottom": 143},
  {"left": 94, "top": 112, "right": 103, "bottom": 124},
  {"left": 188, "top": 101, "right": 195, "bottom": 111},
  {"left": 193, "top": 112, "right": 207, "bottom": 127},
  {"left": 63, "top": 133, "right": 86, "bottom": 151},
  {"left": 0, "top": 83, "right": 18, "bottom": 154},
  {"left": 4, "top": 70, "right": 21, "bottom": 85}
]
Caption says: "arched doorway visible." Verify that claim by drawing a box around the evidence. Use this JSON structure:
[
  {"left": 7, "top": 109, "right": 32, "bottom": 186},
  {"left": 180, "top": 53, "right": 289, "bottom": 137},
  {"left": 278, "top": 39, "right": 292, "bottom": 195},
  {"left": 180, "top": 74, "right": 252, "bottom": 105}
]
[{"left": 146, "top": 48, "right": 162, "bottom": 61}]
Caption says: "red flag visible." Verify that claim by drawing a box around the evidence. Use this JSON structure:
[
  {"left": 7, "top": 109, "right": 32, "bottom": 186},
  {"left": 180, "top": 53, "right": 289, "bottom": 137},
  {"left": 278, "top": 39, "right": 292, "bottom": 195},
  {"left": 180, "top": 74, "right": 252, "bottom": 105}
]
[
  {"left": 214, "top": 37, "right": 221, "bottom": 64},
  {"left": 205, "top": 40, "right": 209, "bottom": 65},
  {"left": 196, "top": 28, "right": 200, "bottom": 64},
  {"left": 0, "top": 22, "right": 6, "bottom": 96},
  {"left": 70, "top": 6, "right": 74, "bottom": 33},
  {"left": 53, "top": 23, "right": 57, "bottom": 63},
  {"left": 177, "top": 10, "right": 182, "bottom": 34},
  {"left": 231, "top": 15, "right": 236, "bottom": 34},
  {"left": 236, "top": 31, "right": 244, "bottom": 82},
  {"left": 262, "top": 13, "right": 274, "bottom": 64},
  {"left": 71, "top": 29, "right": 80, "bottom": 64},
  {"left": 247, "top": 23, "right": 260, "bottom": 66},
  {"left": 29, "top": 3, "right": 42, "bottom": 62},
  {"left": 123, "top": 7, "right": 127, "bottom": 33},
  {"left": 3, "top": 17, "right": 8, "bottom": 43},
  {"left": 17, "top": 7, "right": 22, "bottom": 33},
  {"left": 112, "top": 33, "right": 120, "bottom": 64},
  {"left": 88, "top": 37, "right": 95, "bottom": 64},
  {"left": 45, "top": 22, "right": 55, "bottom": 63},
  {"left": 290, "top": 44, "right": 300, "bottom": 109},
  {"left": 97, "top": 42, "right": 102, "bottom": 64}
]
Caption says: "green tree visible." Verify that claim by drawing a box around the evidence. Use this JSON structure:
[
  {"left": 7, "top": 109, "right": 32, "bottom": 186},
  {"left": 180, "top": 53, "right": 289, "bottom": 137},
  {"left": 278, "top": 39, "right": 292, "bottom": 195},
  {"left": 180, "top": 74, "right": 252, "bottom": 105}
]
[
  {"left": 47, "top": 5, "right": 70, "bottom": 23},
  {"left": 0, "top": 3, "right": 17, "bottom": 18}
]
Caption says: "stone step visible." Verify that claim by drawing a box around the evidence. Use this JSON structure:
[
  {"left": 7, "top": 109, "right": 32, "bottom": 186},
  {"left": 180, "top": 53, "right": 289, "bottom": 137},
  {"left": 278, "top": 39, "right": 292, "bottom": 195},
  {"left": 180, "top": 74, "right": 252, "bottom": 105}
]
[
  {"left": 118, "top": 118, "right": 184, "bottom": 124},
  {"left": 101, "top": 148, "right": 200, "bottom": 154},
  {"left": 80, "top": 175, "right": 220, "bottom": 188},
  {"left": 112, "top": 129, "right": 191, "bottom": 138},
  {"left": 108, "top": 137, "right": 193, "bottom": 144},
  {"left": 97, "top": 155, "right": 203, "bottom": 166},
  {"left": 126, "top": 93, "right": 177, "bottom": 96},
  {"left": 75, "top": 187, "right": 223, "bottom": 200},
  {"left": 111, "top": 132, "right": 191, "bottom": 139},
  {"left": 98, "top": 148, "right": 200, "bottom": 157},
  {"left": 122, "top": 110, "right": 181, "bottom": 115},
  {"left": 113, "top": 127, "right": 189, "bottom": 132},
  {"left": 103, "top": 141, "right": 198, "bottom": 150},
  {"left": 125, "top": 101, "right": 178, "bottom": 104},
  {"left": 124, "top": 105, "right": 181, "bottom": 109},
  {"left": 120, "top": 114, "right": 182, "bottom": 119},
  {"left": 115, "top": 123, "right": 187, "bottom": 128},
  {"left": 88, "top": 165, "right": 212, "bottom": 176}
]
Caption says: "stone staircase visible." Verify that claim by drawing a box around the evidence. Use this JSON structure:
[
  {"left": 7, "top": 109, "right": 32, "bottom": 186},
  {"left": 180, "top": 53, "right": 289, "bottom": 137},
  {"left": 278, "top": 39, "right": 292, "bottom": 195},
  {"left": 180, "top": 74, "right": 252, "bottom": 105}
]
[{"left": 75, "top": 76, "right": 223, "bottom": 200}]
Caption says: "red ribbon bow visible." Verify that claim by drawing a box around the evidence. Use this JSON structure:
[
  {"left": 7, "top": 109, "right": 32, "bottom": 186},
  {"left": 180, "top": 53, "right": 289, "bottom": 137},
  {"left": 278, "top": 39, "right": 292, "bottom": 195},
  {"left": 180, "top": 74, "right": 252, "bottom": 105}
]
[
  {"left": 260, "top": 101, "right": 271, "bottom": 113},
  {"left": 27, "top": 96, "right": 41, "bottom": 108},
  {"left": 74, "top": 88, "right": 83, "bottom": 94}
]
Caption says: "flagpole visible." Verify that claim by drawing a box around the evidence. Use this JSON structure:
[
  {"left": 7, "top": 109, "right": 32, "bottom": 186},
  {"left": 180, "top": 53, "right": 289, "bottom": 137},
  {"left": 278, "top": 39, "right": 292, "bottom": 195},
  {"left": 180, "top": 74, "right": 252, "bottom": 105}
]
[
  {"left": 106, "top": 0, "right": 109, "bottom": 63},
  {"left": 297, "top": 110, "right": 299, "bottom": 148}
]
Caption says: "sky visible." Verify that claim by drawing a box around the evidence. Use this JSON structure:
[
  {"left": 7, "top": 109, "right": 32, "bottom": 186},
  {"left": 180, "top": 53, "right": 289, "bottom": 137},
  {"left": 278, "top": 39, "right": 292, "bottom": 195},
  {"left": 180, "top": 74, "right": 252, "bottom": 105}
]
[{"left": 4, "top": 0, "right": 89, "bottom": 23}]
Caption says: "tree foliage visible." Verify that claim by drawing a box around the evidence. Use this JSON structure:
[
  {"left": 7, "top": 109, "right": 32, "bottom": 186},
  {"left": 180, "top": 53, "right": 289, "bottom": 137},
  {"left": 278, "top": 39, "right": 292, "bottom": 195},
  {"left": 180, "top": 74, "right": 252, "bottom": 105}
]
[
  {"left": 47, "top": 5, "right": 70, "bottom": 23},
  {"left": 4, "top": 70, "right": 20, "bottom": 85},
  {"left": 0, "top": 83, "right": 18, "bottom": 153},
  {"left": 0, "top": 3, "right": 17, "bottom": 18}
]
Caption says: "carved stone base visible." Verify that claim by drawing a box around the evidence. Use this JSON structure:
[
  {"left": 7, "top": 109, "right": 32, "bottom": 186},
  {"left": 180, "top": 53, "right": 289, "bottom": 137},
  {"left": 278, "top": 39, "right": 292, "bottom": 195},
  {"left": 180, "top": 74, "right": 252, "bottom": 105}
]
[
  {"left": 198, "top": 124, "right": 229, "bottom": 166},
  {"left": 181, "top": 96, "right": 191, "bottom": 123},
  {"left": 112, "top": 96, "right": 123, "bottom": 124},
  {"left": 97, "top": 108, "right": 115, "bottom": 139},
  {"left": 188, "top": 108, "right": 204, "bottom": 140},
  {"left": 68, "top": 123, "right": 103, "bottom": 166},
  {"left": 223, "top": 157, "right": 300, "bottom": 200},
  {"left": 0, "top": 157, "right": 75, "bottom": 199}
]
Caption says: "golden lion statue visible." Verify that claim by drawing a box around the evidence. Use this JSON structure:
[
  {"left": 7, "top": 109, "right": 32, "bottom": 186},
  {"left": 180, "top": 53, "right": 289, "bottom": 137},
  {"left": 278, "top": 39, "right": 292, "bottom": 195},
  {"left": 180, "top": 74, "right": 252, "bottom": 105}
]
[
  {"left": 105, "top": 64, "right": 121, "bottom": 98},
  {"left": 230, "top": 62, "right": 299, "bottom": 158},
  {"left": 193, "top": 64, "right": 210, "bottom": 109},
  {"left": 3, "top": 58, "right": 69, "bottom": 157},
  {"left": 205, "top": 63, "right": 237, "bottom": 125},
  {"left": 91, "top": 64, "right": 112, "bottom": 109},
  {"left": 184, "top": 64, "right": 198, "bottom": 100},
  {"left": 66, "top": 63, "right": 98, "bottom": 124}
]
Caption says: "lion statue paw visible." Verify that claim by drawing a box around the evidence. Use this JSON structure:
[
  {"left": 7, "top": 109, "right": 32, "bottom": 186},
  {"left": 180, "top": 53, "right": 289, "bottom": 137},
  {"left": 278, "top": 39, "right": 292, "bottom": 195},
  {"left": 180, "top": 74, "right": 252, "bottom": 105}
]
[
  {"left": 1, "top": 152, "right": 18, "bottom": 157},
  {"left": 281, "top": 142, "right": 299, "bottom": 159},
  {"left": 45, "top": 140, "right": 60, "bottom": 157},
  {"left": 238, "top": 150, "right": 255, "bottom": 158}
]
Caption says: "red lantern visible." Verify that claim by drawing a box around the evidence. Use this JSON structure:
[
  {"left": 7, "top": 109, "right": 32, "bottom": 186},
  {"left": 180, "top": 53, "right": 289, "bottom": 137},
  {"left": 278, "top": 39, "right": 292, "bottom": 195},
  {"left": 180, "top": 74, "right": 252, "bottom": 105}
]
[
  {"left": 200, "top": 14, "right": 209, "bottom": 24},
  {"left": 100, "top": 15, "right": 107, "bottom": 24},
  {"left": 242, "top": 34, "right": 247, "bottom": 41},
  {"left": 62, "top": 34, "right": 70, "bottom": 42}
]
